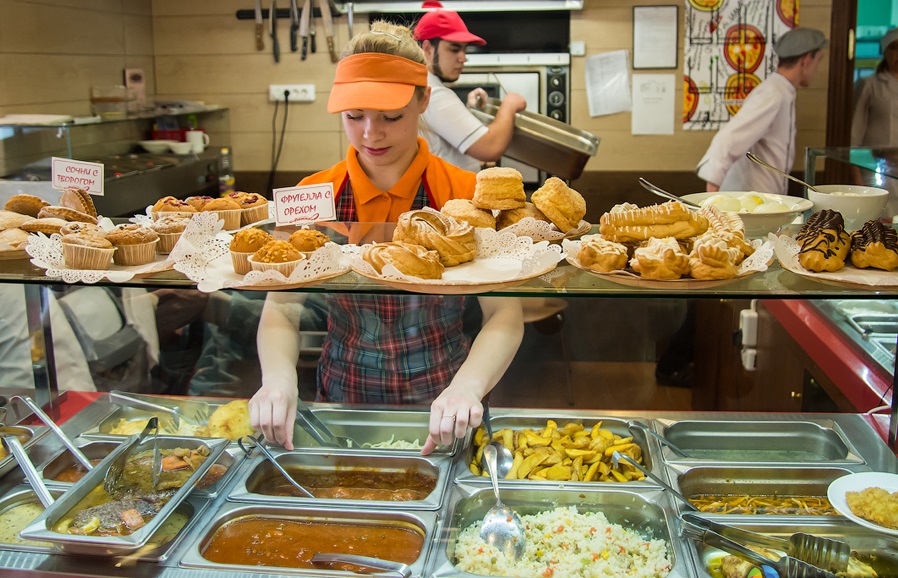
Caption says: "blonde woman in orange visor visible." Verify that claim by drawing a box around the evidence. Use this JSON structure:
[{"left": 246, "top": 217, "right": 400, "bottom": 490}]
[{"left": 250, "top": 22, "right": 524, "bottom": 456}]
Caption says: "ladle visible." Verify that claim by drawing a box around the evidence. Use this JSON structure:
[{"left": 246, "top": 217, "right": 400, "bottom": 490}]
[
  {"left": 611, "top": 451, "right": 697, "bottom": 511},
  {"left": 311, "top": 553, "right": 412, "bottom": 578},
  {"left": 638, "top": 178, "right": 702, "bottom": 209},
  {"left": 13, "top": 395, "right": 93, "bottom": 472},
  {"left": 480, "top": 444, "right": 527, "bottom": 561},
  {"left": 481, "top": 401, "right": 514, "bottom": 479},
  {"left": 746, "top": 151, "right": 821, "bottom": 193},
  {"left": 1, "top": 433, "right": 54, "bottom": 508},
  {"left": 626, "top": 421, "right": 689, "bottom": 457},
  {"left": 238, "top": 435, "right": 314, "bottom": 498}
]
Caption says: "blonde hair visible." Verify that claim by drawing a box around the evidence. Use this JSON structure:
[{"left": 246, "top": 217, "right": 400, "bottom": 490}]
[{"left": 342, "top": 21, "right": 428, "bottom": 102}]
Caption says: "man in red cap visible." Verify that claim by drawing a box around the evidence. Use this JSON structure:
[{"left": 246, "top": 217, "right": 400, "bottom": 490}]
[{"left": 414, "top": 7, "right": 527, "bottom": 172}]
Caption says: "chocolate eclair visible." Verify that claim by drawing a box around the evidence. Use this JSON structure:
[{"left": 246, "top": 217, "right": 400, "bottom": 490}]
[
  {"left": 850, "top": 220, "right": 898, "bottom": 271},
  {"left": 795, "top": 209, "right": 851, "bottom": 272}
]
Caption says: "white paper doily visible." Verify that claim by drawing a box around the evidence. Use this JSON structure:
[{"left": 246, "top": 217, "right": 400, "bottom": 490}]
[
  {"left": 502, "top": 218, "right": 591, "bottom": 242},
  {"left": 772, "top": 233, "right": 898, "bottom": 287},
  {"left": 562, "top": 237, "right": 773, "bottom": 289}
]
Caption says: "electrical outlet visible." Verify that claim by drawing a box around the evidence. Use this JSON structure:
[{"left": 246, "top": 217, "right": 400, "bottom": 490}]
[{"left": 269, "top": 84, "right": 315, "bottom": 103}]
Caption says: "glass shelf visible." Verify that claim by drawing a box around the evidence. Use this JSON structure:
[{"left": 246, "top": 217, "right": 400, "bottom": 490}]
[
  {"left": 805, "top": 146, "right": 898, "bottom": 184},
  {"left": 0, "top": 104, "right": 227, "bottom": 129}
]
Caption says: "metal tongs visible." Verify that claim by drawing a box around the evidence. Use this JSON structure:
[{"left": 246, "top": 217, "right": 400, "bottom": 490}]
[
  {"left": 12, "top": 395, "right": 93, "bottom": 471},
  {"left": 238, "top": 435, "right": 314, "bottom": 498},
  {"left": 109, "top": 391, "right": 210, "bottom": 431},
  {"left": 295, "top": 398, "right": 357, "bottom": 448},
  {"left": 311, "top": 553, "right": 412, "bottom": 578},
  {"left": 681, "top": 513, "right": 850, "bottom": 574},
  {"left": 1, "top": 431, "right": 55, "bottom": 508},
  {"left": 104, "top": 417, "right": 162, "bottom": 493}
]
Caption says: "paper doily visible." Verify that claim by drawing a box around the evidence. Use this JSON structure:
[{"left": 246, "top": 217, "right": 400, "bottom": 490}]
[
  {"left": 502, "top": 218, "right": 591, "bottom": 242},
  {"left": 772, "top": 233, "right": 898, "bottom": 287}
]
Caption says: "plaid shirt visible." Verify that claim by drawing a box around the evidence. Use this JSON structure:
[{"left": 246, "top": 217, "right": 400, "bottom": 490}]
[{"left": 317, "top": 179, "right": 469, "bottom": 404}]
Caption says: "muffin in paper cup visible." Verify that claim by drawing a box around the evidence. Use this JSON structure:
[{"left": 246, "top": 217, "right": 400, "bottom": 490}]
[
  {"left": 113, "top": 239, "right": 159, "bottom": 266},
  {"left": 151, "top": 210, "right": 196, "bottom": 221},
  {"left": 230, "top": 250, "right": 254, "bottom": 275},
  {"left": 247, "top": 254, "right": 303, "bottom": 277},
  {"left": 205, "top": 208, "right": 242, "bottom": 231},
  {"left": 241, "top": 202, "right": 269, "bottom": 226},
  {"left": 156, "top": 231, "right": 182, "bottom": 254},
  {"left": 150, "top": 214, "right": 191, "bottom": 254},
  {"left": 62, "top": 242, "right": 115, "bottom": 270}
]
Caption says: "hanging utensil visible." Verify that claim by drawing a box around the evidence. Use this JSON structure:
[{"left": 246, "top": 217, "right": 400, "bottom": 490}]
[
  {"left": 270, "top": 0, "right": 280, "bottom": 63},
  {"left": 254, "top": 0, "right": 265, "bottom": 50},
  {"left": 309, "top": 3, "right": 317, "bottom": 54},
  {"left": 311, "top": 553, "right": 412, "bottom": 577},
  {"left": 1, "top": 433, "right": 54, "bottom": 508},
  {"left": 289, "top": 0, "right": 299, "bottom": 52},
  {"left": 12, "top": 395, "right": 93, "bottom": 472},
  {"left": 318, "top": 0, "right": 338, "bottom": 63},
  {"left": 480, "top": 445, "right": 527, "bottom": 561},
  {"left": 639, "top": 178, "right": 702, "bottom": 209},
  {"left": 299, "top": 0, "right": 310, "bottom": 60},
  {"left": 104, "top": 418, "right": 160, "bottom": 494},
  {"left": 295, "top": 398, "right": 357, "bottom": 448},
  {"left": 611, "top": 451, "right": 697, "bottom": 511},
  {"left": 746, "top": 152, "right": 821, "bottom": 193},
  {"left": 238, "top": 435, "right": 314, "bottom": 498},
  {"left": 345, "top": 1, "right": 353, "bottom": 38}
]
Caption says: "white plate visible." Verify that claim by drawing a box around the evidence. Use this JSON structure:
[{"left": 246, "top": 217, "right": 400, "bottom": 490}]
[{"left": 827, "top": 471, "right": 898, "bottom": 536}]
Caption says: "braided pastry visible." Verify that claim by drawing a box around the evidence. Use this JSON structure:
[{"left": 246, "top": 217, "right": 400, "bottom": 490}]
[
  {"left": 688, "top": 236, "right": 738, "bottom": 280},
  {"left": 599, "top": 201, "right": 708, "bottom": 243},
  {"left": 578, "top": 235, "right": 628, "bottom": 272},
  {"left": 362, "top": 242, "right": 444, "bottom": 279},
  {"left": 630, "top": 236, "right": 691, "bottom": 280},
  {"left": 393, "top": 210, "right": 476, "bottom": 266},
  {"left": 850, "top": 220, "right": 898, "bottom": 271},
  {"left": 795, "top": 209, "right": 850, "bottom": 272}
]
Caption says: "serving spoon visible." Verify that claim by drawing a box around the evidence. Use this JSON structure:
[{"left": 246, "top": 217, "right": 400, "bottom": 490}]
[
  {"left": 746, "top": 151, "right": 821, "bottom": 192},
  {"left": 480, "top": 444, "right": 527, "bottom": 561},
  {"left": 481, "top": 401, "right": 514, "bottom": 478},
  {"left": 638, "top": 178, "right": 702, "bottom": 209}
]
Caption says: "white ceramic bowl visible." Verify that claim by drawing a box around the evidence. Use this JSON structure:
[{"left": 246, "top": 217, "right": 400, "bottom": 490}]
[
  {"left": 807, "top": 185, "right": 889, "bottom": 231},
  {"left": 139, "top": 140, "right": 176, "bottom": 154},
  {"left": 168, "top": 142, "right": 194, "bottom": 155},
  {"left": 681, "top": 191, "right": 814, "bottom": 238}
]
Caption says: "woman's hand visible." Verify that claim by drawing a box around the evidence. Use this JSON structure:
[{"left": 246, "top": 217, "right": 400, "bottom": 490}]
[
  {"left": 249, "top": 382, "right": 298, "bottom": 450},
  {"left": 422, "top": 384, "right": 484, "bottom": 456}
]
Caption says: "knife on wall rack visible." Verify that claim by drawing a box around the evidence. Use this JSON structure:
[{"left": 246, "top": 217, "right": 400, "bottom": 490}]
[
  {"left": 289, "top": 0, "right": 299, "bottom": 52},
  {"left": 318, "top": 0, "right": 338, "bottom": 63},
  {"left": 254, "top": 0, "right": 265, "bottom": 50}
]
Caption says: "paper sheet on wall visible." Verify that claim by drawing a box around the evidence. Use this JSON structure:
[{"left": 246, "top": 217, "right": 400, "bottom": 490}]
[
  {"left": 585, "top": 50, "right": 631, "bottom": 117},
  {"left": 631, "top": 74, "right": 675, "bottom": 135}
]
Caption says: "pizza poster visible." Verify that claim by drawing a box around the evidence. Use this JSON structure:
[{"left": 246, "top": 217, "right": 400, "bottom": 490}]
[{"left": 683, "top": 0, "right": 797, "bottom": 131}]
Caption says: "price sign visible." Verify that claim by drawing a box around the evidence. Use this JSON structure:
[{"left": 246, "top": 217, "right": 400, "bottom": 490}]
[
  {"left": 273, "top": 183, "right": 336, "bottom": 226},
  {"left": 51, "top": 157, "right": 104, "bottom": 195}
]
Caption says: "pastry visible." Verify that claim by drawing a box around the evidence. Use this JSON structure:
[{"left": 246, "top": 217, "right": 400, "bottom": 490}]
[
  {"left": 496, "top": 202, "right": 550, "bottom": 230},
  {"left": 20, "top": 218, "right": 68, "bottom": 235},
  {"left": 530, "top": 177, "right": 586, "bottom": 232},
  {"left": 688, "top": 236, "right": 738, "bottom": 280},
  {"left": 393, "top": 209, "right": 476, "bottom": 266},
  {"left": 226, "top": 192, "right": 270, "bottom": 225},
  {"left": 630, "top": 236, "right": 691, "bottom": 280},
  {"left": 289, "top": 228, "right": 330, "bottom": 252},
  {"left": 4, "top": 194, "right": 49, "bottom": 217},
  {"left": 37, "top": 205, "right": 99, "bottom": 224},
  {"left": 362, "top": 241, "right": 444, "bottom": 279},
  {"left": 150, "top": 215, "right": 192, "bottom": 254},
  {"left": 599, "top": 201, "right": 709, "bottom": 243},
  {"left": 850, "top": 220, "right": 898, "bottom": 271},
  {"left": 577, "top": 235, "right": 628, "bottom": 272},
  {"left": 105, "top": 224, "right": 160, "bottom": 266},
  {"left": 250, "top": 239, "right": 304, "bottom": 276},
  {"left": 441, "top": 199, "right": 496, "bottom": 229},
  {"left": 229, "top": 227, "right": 273, "bottom": 274},
  {"left": 201, "top": 197, "right": 242, "bottom": 230},
  {"left": 61, "top": 233, "right": 115, "bottom": 270},
  {"left": 698, "top": 205, "right": 754, "bottom": 264},
  {"left": 0, "top": 210, "right": 36, "bottom": 230},
  {"left": 185, "top": 195, "right": 214, "bottom": 211},
  {"left": 795, "top": 209, "right": 850, "bottom": 272},
  {"left": 0, "top": 228, "right": 30, "bottom": 249},
  {"left": 472, "top": 167, "right": 526, "bottom": 210},
  {"left": 151, "top": 196, "right": 197, "bottom": 217},
  {"left": 59, "top": 188, "right": 97, "bottom": 217},
  {"left": 60, "top": 222, "right": 105, "bottom": 236}
]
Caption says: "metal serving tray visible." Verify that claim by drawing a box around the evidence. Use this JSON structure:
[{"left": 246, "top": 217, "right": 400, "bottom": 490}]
[
  {"left": 684, "top": 517, "right": 898, "bottom": 578},
  {"left": 19, "top": 435, "right": 229, "bottom": 556},
  {"left": 293, "top": 408, "right": 460, "bottom": 455},
  {"left": 671, "top": 465, "right": 855, "bottom": 515},
  {"left": 428, "top": 482, "right": 689, "bottom": 578},
  {"left": 847, "top": 313, "right": 898, "bottom": 335},
  {"left": 178, "top": 502, "right": 438, "bottom": 577},
  {"left": 87, "top": 396, "right": 233, "bottom": 437},
  {"left": 0, "top": 425, "right": 50, "bottom": 480},
  {"left": 228, "top": 449, "right": 451, "bottom": 511},
  {"left": 656, "top": 419, "right": 865, "bottom": 465},
  {"left": 38, "top": 439, "right": 242, "bottom": 499},
  {"left": 454, "top": 414, "right": 659, "bottom": 486}
]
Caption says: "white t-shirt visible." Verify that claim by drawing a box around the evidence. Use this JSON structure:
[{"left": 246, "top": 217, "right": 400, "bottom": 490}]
[
  {"left": 696, "top": 72, "right": 796, "bottom": 195},
  {"left": 421, "top": 72, "right": 488, "bottom": 173}
]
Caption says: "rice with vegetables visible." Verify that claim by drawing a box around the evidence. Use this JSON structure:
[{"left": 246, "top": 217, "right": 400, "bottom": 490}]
[{"left": 454, "top": 506, "right": 671, "bottom": 578}]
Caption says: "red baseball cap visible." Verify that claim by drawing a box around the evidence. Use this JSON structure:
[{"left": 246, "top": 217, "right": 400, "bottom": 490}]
[{"left": 413, "top": 9, "right": 486, "bottom": 45}]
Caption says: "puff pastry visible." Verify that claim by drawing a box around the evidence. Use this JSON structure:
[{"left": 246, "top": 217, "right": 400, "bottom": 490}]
[
  {"left": 362, "top": 241, "right": 444, "bottom": 279},
  {"left": 496, "top": 202, "right": 549, "bottom": 230},
  {"left": 393, "top": 210, "right": 476, "bottom": 266},
  {"left": 599, "top": 201, "right": 708, "bottom": 243},
  {"left": 530, "top": 177, "right": 586, "bottom": 232},
  {"left": 472, "top": 167, "right": 526, "bottom": 210},
  {"left": 795, "top": 209, "right": 850, "bottom": 272},
  {"left": 697, "top": 205, "right": 754, "bottom": 264},
  {"left": 630, "top": 236, "right": 691, "bottom": 280},
  {"left": 688, "top": 236, "right": 738, "bottom": 280},
  {"left": 441, "top": 199, "right": 496, "bottom": 230},
  {"left": 850, "top": 220, "right": 898, "bottom": 271},
  {"left": 577, "top": 235, "right": 628, "bottom": 272}
]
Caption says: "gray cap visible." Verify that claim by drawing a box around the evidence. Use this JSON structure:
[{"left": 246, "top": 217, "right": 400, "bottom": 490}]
[
  {"left": 774, "top": 27, "right": 828, "bottom": 58},
  {"left": 882, "top": 28, "right": 898, "bottom": 53}
]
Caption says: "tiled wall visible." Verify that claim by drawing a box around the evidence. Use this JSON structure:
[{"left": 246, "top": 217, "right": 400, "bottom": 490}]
[{"left": 2, "top": 0, "right": 833, "bottom": 177}]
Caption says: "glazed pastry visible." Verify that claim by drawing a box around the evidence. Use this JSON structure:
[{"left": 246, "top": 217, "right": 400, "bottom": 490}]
[
  {"left": 4, "top": 194, "right": 49, "bottom": 217},
  {"left": 577, "top": 235, "right": 628, "bottom": 272},
  {"left": 698, "top": 205, "right": 754, "bottom": 264},
  {"left": 688, "top": 236, "right": 738, "bottom": 280},
  {"left": 496, "top": 202, "right": 550, "bottom": 230},
  {"left": 599, "top": 201, "right": 709, "bottom": 243},
  {"left": 795, "top": 209, "right": 850, "bottom": 272},
  {"left": 393, "top": 209, "right": 476, "bottom": 266},
  {"left": 362, "top": 241, "right": 444, "bottom": 279},
  {"left": 289, "top": 228, "right": 330, "bottom": 252},
  {"left": 20, "top": 217, "right": 68, "bottom": 235},
  {"left": 850, "top": 220, "right": 898, "bottom": 271},
  {"left": 472, "top": 167, "right": 526, "bottom": 210},
  {"left": 37, "top": 205, "right": 98, "bottom": 224},
  {"left": 530, "top": 177, "right": 586, "bottom": 232},
  {"left": 59, "top": 188, "right": 97, "bottom": 217},
  {"left": 630, "top": 236, "right": 691, "bottom": 280},
  {"left": 441, "top": 199, "right": 496, "bottom": 229}
]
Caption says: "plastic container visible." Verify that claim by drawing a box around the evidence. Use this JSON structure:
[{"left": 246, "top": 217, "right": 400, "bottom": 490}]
[{"left": 218, "top": 147, "right": 235, "bottom": 196}]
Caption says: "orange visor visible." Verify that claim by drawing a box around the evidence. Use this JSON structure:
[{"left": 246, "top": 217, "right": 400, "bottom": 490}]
[{"left": 327, "top": 52, "right": 428, "bottom": 113}]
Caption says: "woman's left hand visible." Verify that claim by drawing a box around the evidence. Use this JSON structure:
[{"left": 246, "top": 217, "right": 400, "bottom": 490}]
[{"left": 422, "top": 385, "right": 484, "bottom": 456}]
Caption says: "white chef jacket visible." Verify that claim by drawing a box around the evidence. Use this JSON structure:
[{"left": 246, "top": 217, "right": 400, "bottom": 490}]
[
  {"left": 696, "top": 72, "right": 796, "bottom": 195},
  {"left": 851, "top": 71, "right": 898, "bottom": 147},
  {"left": 420, "top": 72, "right": 488, "bottom": 173}
]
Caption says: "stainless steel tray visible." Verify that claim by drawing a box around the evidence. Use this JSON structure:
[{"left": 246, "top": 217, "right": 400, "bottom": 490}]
[
  {"left": 469, "top": 97, "right": 599, "bottom": 180},
  {"left": 20, "top": 435, "right": 229, "bottom": 555},
  {"left": 87, "top": 395, "right": 235, "bottom": 437},
  {"left": 178, "top": 502, "right": 438, "bottom": 576},
  {"left": 655, "top": 419, "right": 866, "bottom": 465},
  {"left": 0, "top": 425, "right": 50, "bottom": 480},
  {"left": 428, "top": 482, "right": 689, "bottom": 578},
  {"left": 228, "top": 449, "right": 452, "bottom": 511}
]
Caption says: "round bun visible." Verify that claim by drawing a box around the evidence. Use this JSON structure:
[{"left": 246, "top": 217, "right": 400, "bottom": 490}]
[
  {"left": 289, "top": 228, "right": 330, "bottom": 252},
  {"left": 252, "top": 240, "right": 302, "bottom": 263},
  {"left": 230, "top": 227, "right": 272, "bottom": 252},
  {"left": 202, "top": 198, "right": 242, "bottom": 211},
  {"left": 473, "top": 167, "right": 526, "bottom": 210},
  {"left": 106, "top": 224, "right": 159, "bottom": 245},
  {"left": 496, "top": 202, "right": 550, "bottom": 230},
  {"left": 440, "top": 199, "right": 496, "bottom": 229},
  {"left": 37, "top": 205, "right": 99, "bottom": 224},
  {"left": 59, "top": 188, "right": 97, "bottom": 217},
  {"left": 393, "top": 210, "right": 476, "bottom": 266},
  {"left": 530, "top": 177, "right": 586, "bottom": 232},
  {"left": 362, "top": 241, "right": 444, "bottom": 279},
  {"left": 152, "top": 196, "right": 196, "bottom": 213},
  {"left": 5, "top": 194, "right": 49, "bottom": 217}
]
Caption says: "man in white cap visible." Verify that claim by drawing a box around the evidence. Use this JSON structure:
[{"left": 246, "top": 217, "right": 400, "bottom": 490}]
[
  {"left": 414, "top": 7, "right": 527, "bottom": 172},
  {"left": 697, "top": 27, "right": 828, "bottom": 194}
]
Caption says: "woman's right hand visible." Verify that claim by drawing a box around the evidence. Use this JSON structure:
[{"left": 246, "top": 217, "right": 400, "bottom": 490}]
[{"left": 249, "top": 382, "right": 298, "bottom": 450}]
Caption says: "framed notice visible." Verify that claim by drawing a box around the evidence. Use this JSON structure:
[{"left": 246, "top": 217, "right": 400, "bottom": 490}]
[{"left": 632, "top": 5, "right": 678, "bottom": 70}]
